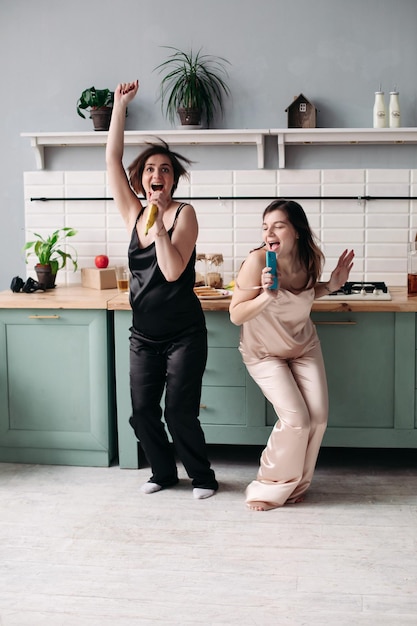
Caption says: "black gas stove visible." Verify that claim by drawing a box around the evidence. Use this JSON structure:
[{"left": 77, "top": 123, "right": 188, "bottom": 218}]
[{"left": 321, "top": 281, "right": 391, "bottom": 301}]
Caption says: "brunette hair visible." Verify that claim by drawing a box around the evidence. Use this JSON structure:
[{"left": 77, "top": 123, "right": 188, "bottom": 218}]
[
  {"left": 263, "top": 199, "right": 325, "bottom": 288},
  {"left": 127, "top": 138, "right": 193, "bottom": 197}
]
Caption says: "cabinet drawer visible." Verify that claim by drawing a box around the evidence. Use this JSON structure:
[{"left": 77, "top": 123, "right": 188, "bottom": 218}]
[
  {"left": 203, "top": 347, "right": 245, "bottom": 386},
  {"left": 200, "top": 387, "right": 246, "bottom": 425},
  {"left": 205, "top": 311, "right": 240, "bottom": 347}
]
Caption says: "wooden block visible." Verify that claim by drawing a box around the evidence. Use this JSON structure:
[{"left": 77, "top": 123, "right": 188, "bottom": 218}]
[{"left": 81, "top": 267, "right": 117, "bottom": 290}]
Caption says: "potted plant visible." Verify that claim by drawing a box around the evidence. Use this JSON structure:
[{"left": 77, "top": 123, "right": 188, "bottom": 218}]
[
  {"left": 154, "top": 46, "right": 231, "bottom": 128},
  {"left": 76, "top": 86, "right": 114, "bottom": 131},
  {"left": 23, "top": 227, "right": 78, "bottom": 289}
]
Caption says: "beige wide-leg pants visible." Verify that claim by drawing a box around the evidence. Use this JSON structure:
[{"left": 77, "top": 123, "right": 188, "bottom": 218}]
[{"left": 245, "top": 343, "right": 328, "bottom": 509}]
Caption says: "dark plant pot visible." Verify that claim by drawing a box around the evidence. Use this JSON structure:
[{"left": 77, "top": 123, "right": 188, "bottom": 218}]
[
  {"left": 177, "top": 107, "right": 202, "bottom": 126},
  {"left": 35, "top": 264, "right": 56, "bottom": 290},
  {"left": 90, "top": 106, "right": 113, "bottom": 131}
]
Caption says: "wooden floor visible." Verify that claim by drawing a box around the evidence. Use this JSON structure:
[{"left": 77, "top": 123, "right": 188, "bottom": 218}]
[{"left": 1, "top": 445, "right": 417, "bottom": 626}]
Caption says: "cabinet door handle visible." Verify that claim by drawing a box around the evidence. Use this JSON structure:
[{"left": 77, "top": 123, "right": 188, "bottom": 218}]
[
  {"left": 28, "top": 315, "right": 61, "bottom": 319},
  {"left": 314, "top": 321, "right": 357, "bottom": 325}
]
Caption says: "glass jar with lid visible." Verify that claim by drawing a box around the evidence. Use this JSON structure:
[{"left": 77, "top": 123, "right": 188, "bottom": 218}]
[{"left": 205, "top": 253, "right": 224, "bottom": 288}]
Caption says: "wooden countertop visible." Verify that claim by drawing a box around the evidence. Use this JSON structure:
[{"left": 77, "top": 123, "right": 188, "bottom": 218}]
[
  {"left": 0, "top": 285, "right": 119, "bottom": 309},
  {"left": 0, "top": 285, "right": 416, "bottom": 312},
  {"left": 196, "top": 287, "right": 417, "bottom": 312},
  {"left": 106, "top": 291, "right": 234, "bottom": 311}
]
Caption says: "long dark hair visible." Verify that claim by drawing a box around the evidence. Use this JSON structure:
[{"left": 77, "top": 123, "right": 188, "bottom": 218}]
[
  {"left": 263, "top": 199, "right": 324, "bottom": 288},
  {"left": 127, "top": 138, "right": 193, "bottom": 197}
]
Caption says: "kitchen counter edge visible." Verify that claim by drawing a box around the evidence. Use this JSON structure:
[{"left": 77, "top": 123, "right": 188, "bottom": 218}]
[{"left": 0, "top": 286, "right": 416, "bottom": 312}]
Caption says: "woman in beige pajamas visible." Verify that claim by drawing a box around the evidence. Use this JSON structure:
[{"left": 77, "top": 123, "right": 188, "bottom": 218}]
[{"left": 229, "top": 199, "right": 354, "bottom": 511}]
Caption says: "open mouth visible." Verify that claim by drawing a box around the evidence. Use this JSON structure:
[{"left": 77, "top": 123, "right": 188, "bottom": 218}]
[
  {"left": 268, "top": 242, "right": 279, "bottom": 252},
  {"left": 151, "top": 184, "right": 163, "bottom": 191}
]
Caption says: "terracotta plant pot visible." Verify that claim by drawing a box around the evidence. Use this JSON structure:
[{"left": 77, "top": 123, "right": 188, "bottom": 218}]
[
  {"left": 35, "top": 264, "right": 56, "bottom": 290},
  {"left": 90, "top": 106, "right": 112, "bottom": 131}
]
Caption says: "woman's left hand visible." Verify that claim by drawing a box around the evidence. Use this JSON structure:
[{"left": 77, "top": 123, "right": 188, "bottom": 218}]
[{"left": 329, "top": 249, "right": 355, "bottom": 289}]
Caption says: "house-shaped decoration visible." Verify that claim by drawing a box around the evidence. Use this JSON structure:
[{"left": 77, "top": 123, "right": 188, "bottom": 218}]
[{"left": 285, "top": 93, "right": 317, "bottom": 128}]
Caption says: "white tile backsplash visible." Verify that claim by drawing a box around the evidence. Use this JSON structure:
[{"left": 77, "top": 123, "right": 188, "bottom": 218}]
[
  {"left": 277, "top": 184, "right": 321, "bottom": 197},
  {"left": 322, "top": 214, "right": 365, "bottom": 228},
  {"left": 366, "top": 183, "right": 410, "bottom": 197},
  {"left": 322, "top": 183, "right": 365, "bottom": 197},
  {"left": 190, "top": 170, "right": 233, "bottom": 184},
  {"left": 234, "top": 170, "right": 277, "bottom": 184},
  {"left": 24, "top": 171, "right": 64, "bottom": 185},
  {"left": 234, "top": 183, "right": 277, "bottom": 197},
  {"left": 278, "top": 170, "right": 321, "bottom": 183},
  {"left": 24, "top": 168, "right": 417, "bottom": 287},
  {"left": 366, "top": 213, "right": 409, "bottom": 228},
  {"left": 190, "top": 184, "right": 233, "bottom": 197},
  {"left": 366, "top": 170, "right": 410, "bottom": 183},
  {"left": 65, "top": 171, "right": 106, "bottom": 185},
  {"left": 322, "top": 169, "right": 365, "bottom": 183}
]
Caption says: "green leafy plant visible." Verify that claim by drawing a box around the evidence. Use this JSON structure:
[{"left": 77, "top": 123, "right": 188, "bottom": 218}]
[
  {"left": 154, "top": 46, "right": 231, "bottom": 127},
  {"left": 77, "top": 87, "right": 114, "bottom": 119},
  {"left": 23, "top": 227, "right": 78, "bottom": 275}
]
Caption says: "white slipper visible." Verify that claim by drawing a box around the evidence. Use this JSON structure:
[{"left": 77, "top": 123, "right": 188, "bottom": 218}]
[
  {"left": 193, "top": 488, "right": 216, "bottom": 500},
  {"left": 141, "top": 482, "right": 162, "bottom": 494}
]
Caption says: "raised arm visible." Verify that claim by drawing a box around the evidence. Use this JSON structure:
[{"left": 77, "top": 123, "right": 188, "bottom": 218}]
[
  {"left": 106, "top": 80, "right": 142, "bottom": 232},
  {"left": 315, "top": 249, "right": 355, "bottom": 298}
]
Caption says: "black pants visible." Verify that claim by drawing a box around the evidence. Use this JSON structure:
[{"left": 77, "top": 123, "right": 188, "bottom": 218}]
[{"left": 129, "top": 326, "right": 218, "bottom": 490}]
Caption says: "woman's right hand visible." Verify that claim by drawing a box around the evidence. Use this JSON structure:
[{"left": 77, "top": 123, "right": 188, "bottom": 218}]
[
  {"left": 261, "top": 265, "right": 279, "bottom": 297},
  {"left": 114, "top": 80, "right": 139, "bottom": 106}
]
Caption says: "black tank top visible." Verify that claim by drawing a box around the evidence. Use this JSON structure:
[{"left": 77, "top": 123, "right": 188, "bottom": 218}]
[{"left": 128, "top": 203, "right": 205, "bottom": 339}]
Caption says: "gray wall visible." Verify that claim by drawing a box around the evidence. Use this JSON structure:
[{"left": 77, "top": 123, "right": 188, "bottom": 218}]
[{"left": 1, "top": 0, "right": 416, "bottom": 289}]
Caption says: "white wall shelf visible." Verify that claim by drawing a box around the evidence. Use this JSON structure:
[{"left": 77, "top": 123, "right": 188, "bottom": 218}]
[
  {"left": 270, "top": 127, "right": 417, "bottom": 168},
  {"left": 22, "top": 128, "right": 417, "bottom": 170},
  {"left": 21, "top": 129, "right": 269, "bottom": 170}
]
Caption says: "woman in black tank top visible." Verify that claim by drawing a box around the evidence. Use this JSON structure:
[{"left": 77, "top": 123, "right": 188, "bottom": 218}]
[{"left": 106, "top": 80, "right": 217, "bottom": 499}]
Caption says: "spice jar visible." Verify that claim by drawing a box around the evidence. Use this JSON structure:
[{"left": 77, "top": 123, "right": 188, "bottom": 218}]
[{"left": 205, "top": 253, "right": 224, "bottom": 288}]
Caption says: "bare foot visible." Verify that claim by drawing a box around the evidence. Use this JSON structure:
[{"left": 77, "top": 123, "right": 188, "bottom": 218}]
[
  {"left": 246, "top": 501, "right": 277, "bottom": 511},
  {"left": 247, "top": 503, "right": 266, "bottom": 511}
]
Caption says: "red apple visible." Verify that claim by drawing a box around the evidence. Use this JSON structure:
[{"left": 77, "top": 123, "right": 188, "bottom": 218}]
[{"left": 95, "top": 255, "right": 109, "bottom": 269}]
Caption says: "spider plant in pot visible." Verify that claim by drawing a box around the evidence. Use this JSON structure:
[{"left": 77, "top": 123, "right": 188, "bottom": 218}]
[
  {"left": 23, "top": 227, "right": 78, "bottom": 289},
  {"left": 154, "top": 46, "right": 231, "bottom": 128},
  {"left": 76, "top": 86, "right": 114, "bottom": 131}
]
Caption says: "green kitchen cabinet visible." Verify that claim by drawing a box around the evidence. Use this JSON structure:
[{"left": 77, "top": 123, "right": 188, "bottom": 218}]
[
  {"left": 0, "top": 308, "right": 116, "bottom": 466},
  {"left": 267, "top": 311, "right": 417, "bottom": 447},
  {"left": 114, "top": 310, "right": 417, "bottom": 469}
]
